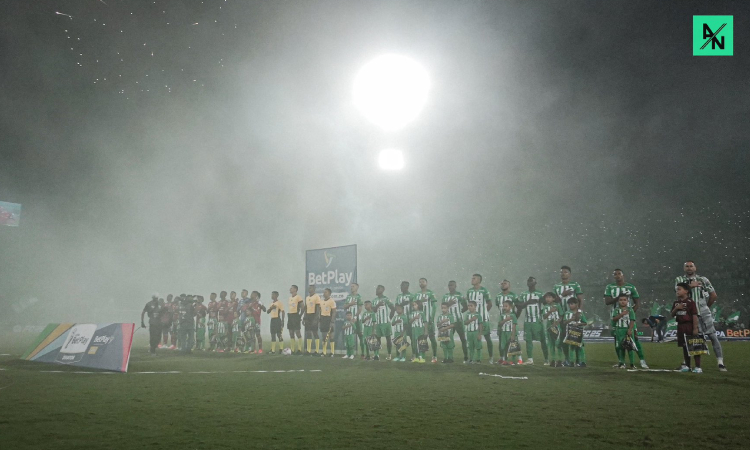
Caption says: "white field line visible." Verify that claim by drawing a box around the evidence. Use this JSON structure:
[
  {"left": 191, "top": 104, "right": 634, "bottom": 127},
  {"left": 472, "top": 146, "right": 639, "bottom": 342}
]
[{"left": 478, "top": 372, "right": 529, "bottom": 380}]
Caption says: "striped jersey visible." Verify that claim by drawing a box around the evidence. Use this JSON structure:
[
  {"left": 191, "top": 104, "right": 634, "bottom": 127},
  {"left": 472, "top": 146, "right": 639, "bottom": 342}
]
[
  {"left": 442, "top": 292, "right": 466, "bottom": 321},
  {"left": 466, "top": 287, "right": 492, "bottom": 322},
  {"left": 436, "top": 314, "right": 453, "bottom": 331},
  {"left": 464, "top": 311, "right": 482, "bottom": 332},
  {"left": 343, "top": 321, "right": 355, "bottom": 336},
  {"left": 604, "top": 283, "right": 639, "bottom": 309},
  {"left": 410, "top": 310, "right": 425, "bottom": 328},
  {"left": 372, "top": 296, "right": 392, "bottom": 324},
  {"left": 541, "top": 303, "right": 561, "bottom": 323},
  {"left": 499, "top": 312, "right": 517, "bottom": 332},
  {"left": 495, "top": 291, "right": 517, "bottom": 308},
  {"left": 563, "top": 309, "right": 587, "bottom": 325},
  {"left": 361, "top": 310, "right": 376, "bottom": 327},
  {"left": 395, "top": 293, "right": 414, "bottom": 315},
  {"left": 611, "top": 306, "right": 635, "bottom": 329},
  {"left": 517, "top": 291, "right": 544, "bottom": 323},
  {"left": 344, "top": 294, "right": 362, "bottom": 318},
  {"left": 414, "top": 290, "right": 437, "bottom": 322},
  {"left": 554, "top": 282, "right": 583, "bottom": 313},
  {"left": 674, "top": 275, "right": 715, "bottom": 311},
  {"left": 391, "top": 314, "right": 406, "bottom": 334}
]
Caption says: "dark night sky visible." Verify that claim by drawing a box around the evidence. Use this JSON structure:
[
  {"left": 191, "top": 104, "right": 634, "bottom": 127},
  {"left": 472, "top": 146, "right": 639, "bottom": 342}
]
[{"left": 1, "top": 0, "right": 749, "bottom": 323}]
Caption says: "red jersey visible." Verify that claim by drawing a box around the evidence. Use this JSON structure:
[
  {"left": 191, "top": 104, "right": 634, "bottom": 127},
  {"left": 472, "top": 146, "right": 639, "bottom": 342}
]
[
  {"left": 217, "top": 300, "right": 230, "bottom": 322},
  {"left": 227, "top": 300, "right": 239, "bottom": 322},
  {"left": 207, "top": 301, "right": 218, "bottom": 319},
  {"left": 160, "top": 305, "right": 172, "bottom": 324},
  {"left": 673, "top": 298, "right": 698, "bottom": 324},
  {"left": 194, "top": 303, "right": 207, "bottom": 319},
  {"left": 250, "top": 300, "right": 264, "bottom": 323}
]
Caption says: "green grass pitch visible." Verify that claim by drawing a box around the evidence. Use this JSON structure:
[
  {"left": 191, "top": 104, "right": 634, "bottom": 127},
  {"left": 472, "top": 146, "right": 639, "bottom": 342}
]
[{"left": 0, "top": 335, "right": 747, "bottom": 449}]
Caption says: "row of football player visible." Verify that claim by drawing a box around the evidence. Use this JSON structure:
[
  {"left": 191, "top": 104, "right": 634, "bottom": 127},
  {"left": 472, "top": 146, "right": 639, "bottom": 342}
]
[{"left": 141, "top": 262, "right": 727, "bottom": 371}]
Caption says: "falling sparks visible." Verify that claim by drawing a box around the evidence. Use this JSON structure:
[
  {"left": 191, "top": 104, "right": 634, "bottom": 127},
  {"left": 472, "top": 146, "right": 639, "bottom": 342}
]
[{"left": 55, "top": 11, "right": 73, "bottom": 19}]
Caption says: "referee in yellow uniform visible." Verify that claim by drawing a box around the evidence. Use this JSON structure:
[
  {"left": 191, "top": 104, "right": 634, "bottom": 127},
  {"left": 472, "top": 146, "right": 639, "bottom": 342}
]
[
  {"left": 319, "top": 288, "right": 337, "bottom": 357},
  {"left": 303, "top": 285, "right": 321, "bottom": 355},
  {"left": 287, "top": 285, "right": 304, "bottom": 355}
]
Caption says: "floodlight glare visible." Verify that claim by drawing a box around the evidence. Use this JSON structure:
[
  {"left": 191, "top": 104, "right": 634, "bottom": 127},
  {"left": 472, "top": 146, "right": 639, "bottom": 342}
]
[
  {"left": 378, "top": 149, "right": 405, "bottom": 170},
  {"left": 353, "top": 55, "right": 429, "bottom": 131}
]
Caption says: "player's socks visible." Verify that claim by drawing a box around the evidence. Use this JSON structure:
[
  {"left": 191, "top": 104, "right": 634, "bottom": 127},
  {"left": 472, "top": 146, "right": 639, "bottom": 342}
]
[
  {"left": 307, "top": 339, "right": 312, "bottom": 353},
  {"left": 330, "top": 342, "right": 335, "bottom": 354},
  {"left": 322, "top": 341, "right": 328, "bottom": 355},
  {"left": 315, "top": 339, "right": 320, "bottom": 353}
]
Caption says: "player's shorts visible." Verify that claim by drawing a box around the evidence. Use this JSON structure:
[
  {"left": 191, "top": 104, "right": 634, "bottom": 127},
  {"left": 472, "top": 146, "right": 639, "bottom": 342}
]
[
  {"left": 525, "top": 322, "right": 545, "bottom": 341},
  {"left": 355, "top": 320, "right": 363, "bottom": 334},
  {"left": 613, "top": 327, "right": 630, "bottom": 349},
  {"left": 375, "top": 323, "right": 392, "bottom": 338},
  {"left": 452, "top": 319, "right": 465, "bottom": 335},
  {"left": 270, "top": 318, "right": 282, "bottom": 335},
  {"left": 287, "top": 312, "right": 301, "bottom": 331},
  {"left": 363, "top": 326, "right": 374, "bottom": 337},
  {"left": 304, "top": 315, "right": 319, "bottom": 330},
  {"left": 426, "top": 321, "right": 436, "bottom": 335},
  {"left": 677, "top": 323, "right": 693, "bottom": 347},
  {"left": 481, "top": 321, "right": 492, "bottom": 336},
  {"left": 319, "top": 316, "right": 333, "bottom": 334}
]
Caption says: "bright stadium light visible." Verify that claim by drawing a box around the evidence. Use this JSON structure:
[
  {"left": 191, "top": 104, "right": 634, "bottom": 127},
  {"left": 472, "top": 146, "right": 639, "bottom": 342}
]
[
  {"left": 378, "top": 148, "right": 405, "bottom": 170},
  {"left": 353, "top": 54, "right": 429, "bottom": 131}
]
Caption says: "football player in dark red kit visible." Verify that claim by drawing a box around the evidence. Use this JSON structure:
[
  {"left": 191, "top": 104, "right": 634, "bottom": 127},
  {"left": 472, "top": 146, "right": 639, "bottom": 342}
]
[
  {"left": 207, "top": 293, "right": 219, "bottom": 351},
  {"left": 217, "top": 291, "right": 230, "bottom": 352},
  {"left": 249, "top": 291, "right": 267, "bottom": 353},
  {"left": 227, "top": 291, "right": 239, "bottom": 346}
]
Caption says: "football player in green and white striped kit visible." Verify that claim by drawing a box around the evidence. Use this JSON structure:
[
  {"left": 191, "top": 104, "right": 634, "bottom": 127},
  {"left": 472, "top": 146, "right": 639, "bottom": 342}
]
[
  {"left": 498, "top": 300, "right": 520, "bottom": 365},
  {"left": 361, "top": 300, "right": 377, "bottom": 360},
  {"left": 554, "top": 265, "right": 584, "bottom": 313},
  {"left": 391, "top": 304, "right": 408, "bottom": 362},
  {"left": 676, "top": 261, "right": 726, "bottom": 371},
  {"left": 463, "top": 301, "right": 484, "bottom": 364},
  {"left": 443, "top": 281, "right": 469, "bottom": 363},
  {"left": 496, "top": 279, "right": 518, "bottom": 319},
  {"left": 466, "top": 274, "right": 494, "bottom": 363},
  {"left": 372, "top": 285, "right": 393, "bottom": 361},
  {"left": 415, "top": 278, "right": 439, "bottom": 363},
  {"left": 436, "top": 302, "right": 456, "bottom": 363},
  {"left": 395, "top": 282, "right": 414, "bottom": 360},
  {"left": 561, "top": 297, "right": 587, "bottom": 367},
  {"left": 611, "top": 293, "right": 637, "bottom": 369},
  {"left": 517, "top": 277, "right": 547, "bottom": 365},
  {"left": 603, "top": 269, "right": 648, "bottom": 368},
  {"left": 409, "top": 300, "right": 427, "bottom": 363},
  {"left": 542, "top": 292, "right": 562, "bottom": 367},
  {"left": 343, "top": 284, "right": 363, "bottom": 357}
]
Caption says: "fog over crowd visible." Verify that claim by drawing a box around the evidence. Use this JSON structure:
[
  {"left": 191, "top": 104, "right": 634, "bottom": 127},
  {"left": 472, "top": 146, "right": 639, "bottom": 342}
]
[{"left": 1, "top": 1, "right": 748, "bottom": 326}]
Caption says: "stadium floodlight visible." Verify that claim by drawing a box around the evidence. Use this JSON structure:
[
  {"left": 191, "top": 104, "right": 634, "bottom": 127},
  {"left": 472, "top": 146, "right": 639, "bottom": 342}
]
[
  {"left": 378, "top": 148, "right": 405, "bottom": 170},
  {"left": 353, "top": 54, "right": 429, "bottom": 131}
]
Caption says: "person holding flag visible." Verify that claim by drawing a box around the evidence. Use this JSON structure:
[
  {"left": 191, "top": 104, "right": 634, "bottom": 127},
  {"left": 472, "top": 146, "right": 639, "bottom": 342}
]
[{"left": 603, "top": 269, "right": 649, "bottom": 368}]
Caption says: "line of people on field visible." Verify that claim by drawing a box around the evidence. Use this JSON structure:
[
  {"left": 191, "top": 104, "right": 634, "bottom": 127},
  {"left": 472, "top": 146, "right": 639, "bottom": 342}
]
[{"left": 140, "top": 261, "right": 727, "bottom": 372}]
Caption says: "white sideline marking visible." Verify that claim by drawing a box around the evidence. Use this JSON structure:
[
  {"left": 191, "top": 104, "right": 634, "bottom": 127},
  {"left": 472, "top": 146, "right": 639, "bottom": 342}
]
[
  {"left": 0, "top": 354, "right": 12, "bottom": 356},
  {"left": 478, "top": 372, "right": 529, "bottom": 380},
  {"left": 627, "top": 369, "right": 679, "bottom": 373}
]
